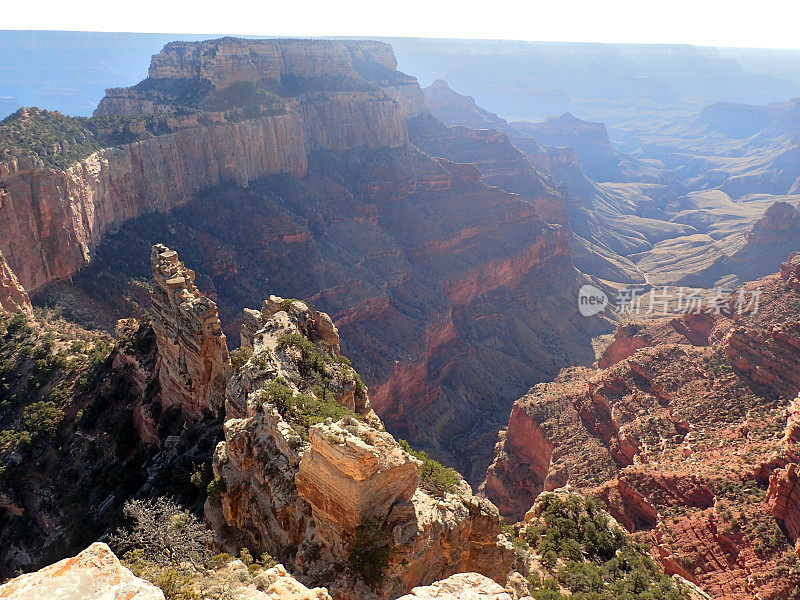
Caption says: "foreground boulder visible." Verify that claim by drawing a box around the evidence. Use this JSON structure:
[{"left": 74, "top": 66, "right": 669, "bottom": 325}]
[
  {"left": 0, "top": 542, "right": 164, "bottom": 599},
  {"left": 396, "top": 572, "right": 513, "bottom": 600}
]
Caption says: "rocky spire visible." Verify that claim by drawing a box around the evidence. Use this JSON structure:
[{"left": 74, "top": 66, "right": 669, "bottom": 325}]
[
  {"left": 150, "top": 244, "right": 231, "bottom": 420},
  {"left": 0, "top": 250, "right": 32, "bottom": 316}
]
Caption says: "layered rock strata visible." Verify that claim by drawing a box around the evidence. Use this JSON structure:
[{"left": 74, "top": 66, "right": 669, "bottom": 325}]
[
  {"left": 0, "top": 250, "right": 31, "bottom": 315},
  {"left": 7, "top": 36, "right": 605, "bottom": 482},
  {"left": 208, "top": 289, "right": 516, "bottom": 598},
  {"left": 0, "top": 38, "right": 425, "bottom": 294},
  {"left": 767, "top": 463, "right": 800, "bottom": 555},
  {"left": 0, "top": 113, "right": 307, "bottom": 292},
  {"left": 485, "top": 254, "right": 800, "bottom": 598},
  {"left": 150, "top": 244, "right": 231, "bottom": 419}
]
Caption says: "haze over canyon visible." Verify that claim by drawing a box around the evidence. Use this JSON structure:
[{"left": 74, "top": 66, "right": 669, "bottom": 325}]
[{"left": 0, "top": 31, "right": 799, "bottom": 600}]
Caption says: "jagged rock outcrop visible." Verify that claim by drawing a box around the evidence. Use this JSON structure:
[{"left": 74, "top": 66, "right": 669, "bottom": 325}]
[
  {"left": 422, "top": 80, "right": 509, "bottom": 132},
  {"left": 482, "top": 401, "right": 555, "bottom": 522},
  {"left": 747, "top": 201, "right": 800, "bottom": 245},
  {"left": 396, "top": 572, "right": 513, "bottom": 600},
  {"left": 597, "top": 323, "right": 653, "bottom": 368},
  {"left": 208, "top": 288, "right": 516, "bottom": 598},
  {"left": 0, "top": 250, "right": 31, "bottom": 315},
  {"left": 150, "top": 244, "right": 231, "bottom": 419},
  {"left": 767, "top": 463, "right": 800, "bottom": 555},
  {"left": 484, "top": 256, "right": 800, "bottom": 598},
  {"left": 296, "top": 419, "right": 421, "bottom": 534},
  {"left": 0, "top": 542, "right": 164, "bottom": 599}
]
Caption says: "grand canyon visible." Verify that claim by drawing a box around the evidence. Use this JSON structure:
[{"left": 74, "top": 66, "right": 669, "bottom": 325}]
[{"left": 0, "top": 31, "right": 799, "bottom": 600}]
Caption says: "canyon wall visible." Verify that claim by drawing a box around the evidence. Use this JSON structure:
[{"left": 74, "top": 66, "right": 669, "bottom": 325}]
[
  {"left": 0, "top": 113, "right": 307, "bottom": 291},
  {"left": 0, "top": 38, "right": 419, "bottom": 294},
  {"left": 484, "top": 256, "right": 800, "bottom": 599},
  {"left": 1, "top": 36, "right": 605, "bottom": 483}
]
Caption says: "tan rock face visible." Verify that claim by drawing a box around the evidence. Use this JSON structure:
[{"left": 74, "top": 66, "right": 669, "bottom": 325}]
[
  {"left": 0, "top": 542, "right": 164, "bottom": 600},
  {"left": 0, "top": 251, "right": 31, "bottom": 316},
  {"left": 296, "top": 419, "right": 421, "bottom": 533},
  {"left": 210, "top": 292, "right": 516, "bottom": 597},
  {"left": 396, "top": 572, "right": 513, "bottom": 600},
  {"left": 150, "top": 244, "right": 231, "bottom": 419}
]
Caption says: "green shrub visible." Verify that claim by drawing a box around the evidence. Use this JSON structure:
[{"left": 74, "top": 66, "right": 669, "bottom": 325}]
[
  {"left": 206, "top": 477, "right": 226, "bottom": 508},
  {"left": 524, "top": 493, "right": 689, "bottom": 600},
  {"left": 348, "top": 517, "right": 393, "bottom": 588},
  {"left": 22, "top": 401, "right": 64, "bottom": 438},
  {"left": 230, "top": 346, "right": 253, "bottom": 372},
  {"left": 397, "top": 439, "right": 460, "bottom": 497},
  {"left": 277, "top": 333, "right": 327, "bottom": 376},
  {"left": 259, "top": 376, "right": 356, "bottom": 439},
  {"left": 237, "top": 547, "right": 278, "bottom": 574},
  {"left": 258, "top": 377, "right": 294, "bottom": 412},
  {"left": 6, "top": 313, "right": 32, "bottom": 336},
  {"left": 528, "top": 577, "right": 566, "bottom": 600},
  {"left": 0, "top": 108, "right": 173, "bottom": 170}
]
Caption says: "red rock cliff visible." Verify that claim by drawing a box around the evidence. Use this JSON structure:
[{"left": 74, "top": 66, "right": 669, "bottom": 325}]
[
  {"left": 485, "top": 256, "right": 800, "bottom": 598},
  {"left": 1, "top": 38, "right": 422, "bottom": 294},
  {"left": 0, "top": 113, "right": 306, "bottom": 291}
]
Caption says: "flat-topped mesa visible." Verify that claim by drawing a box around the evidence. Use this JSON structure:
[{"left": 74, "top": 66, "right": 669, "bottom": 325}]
[
  {"left": 0, "top": 251, "right": 32, "bottom": 316},
  {"left": 96, "top": 38, "right": 423, "bottom": 149},
  {"left": 150, "top": 244, "right": 231, "bottom": 420},
  {"left": 146, "top": 38, "right": 396, "bottom": 88}
]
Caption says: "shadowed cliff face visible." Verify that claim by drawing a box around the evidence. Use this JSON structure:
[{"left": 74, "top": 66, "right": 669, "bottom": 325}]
[
  {"left": 47, "top": 148, "right": 602, "bottom": 482},
  {"left": 53, "top": 143, "right": 608, "bottom": 482},
  {"left": 0, "top": 38, "right": 419, "bottom": 294},
  {"left": 0, "top": 38, "right": 612, "bottom": 481}
]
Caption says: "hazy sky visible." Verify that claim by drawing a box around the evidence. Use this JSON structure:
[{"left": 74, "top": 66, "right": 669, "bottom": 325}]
[{"left": 5, "top": 0, "right": 800, "bottom": 49}]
